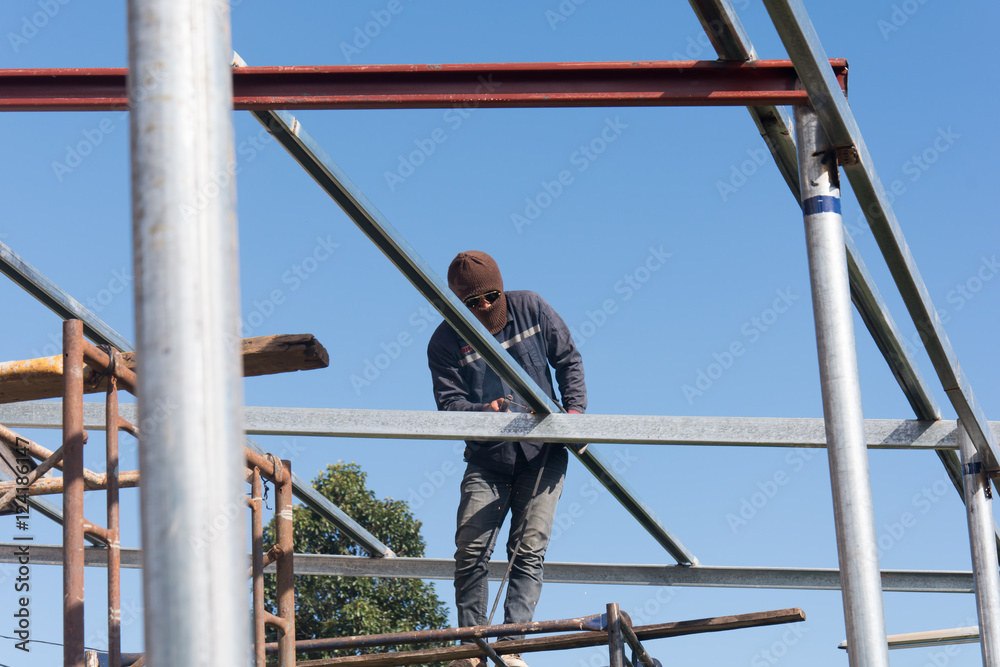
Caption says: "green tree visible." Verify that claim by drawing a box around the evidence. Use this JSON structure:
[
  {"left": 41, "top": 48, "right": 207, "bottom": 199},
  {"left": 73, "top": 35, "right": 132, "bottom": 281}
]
[{"left": 263, "top": 462, "right": 450, "bottom": 663}]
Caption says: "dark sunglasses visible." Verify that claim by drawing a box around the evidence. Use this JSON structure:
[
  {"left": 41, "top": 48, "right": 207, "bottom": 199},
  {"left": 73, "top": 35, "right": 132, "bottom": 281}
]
[{"left": 464, "top": 290, "right": 501, "bottom": 308}]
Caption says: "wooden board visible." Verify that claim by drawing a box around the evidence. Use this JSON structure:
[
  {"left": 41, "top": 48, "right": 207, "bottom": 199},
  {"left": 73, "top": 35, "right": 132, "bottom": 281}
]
[{"left": 0, "top": 334, "right": 329, "bottom": 404}]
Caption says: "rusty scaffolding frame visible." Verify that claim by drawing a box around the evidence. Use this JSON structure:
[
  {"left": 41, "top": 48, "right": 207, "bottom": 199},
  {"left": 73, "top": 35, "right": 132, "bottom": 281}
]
[
  {"left": 0, "top": 320, "right": 298, "bottom": 667},
  {"left": 0, "top": 0, "right": 997, "bottom": 665}
]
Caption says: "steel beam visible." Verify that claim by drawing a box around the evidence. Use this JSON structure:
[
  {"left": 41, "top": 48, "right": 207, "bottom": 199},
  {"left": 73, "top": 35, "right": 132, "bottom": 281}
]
[
  {"left": 7, "top": 401, "right": 1000, "bottom": 450},
  {"left": 0, "top": 60, "right": 848, "bottom": 112},
  {"left": 236, "top": 55, "right": 697, "bottom": 566},
  {"left": 762, "top": 0, "right": 1000, "bottom": 474},
  {"left": 0, "top": 544, "right": 976, "bottom": 593}
]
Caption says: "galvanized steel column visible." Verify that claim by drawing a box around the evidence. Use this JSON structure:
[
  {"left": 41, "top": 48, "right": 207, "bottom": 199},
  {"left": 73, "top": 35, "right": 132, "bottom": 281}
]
[
  {"left": 127, "top": 0, "right": 248, "bottom": 664},
  {"left": 795, "top": 104, "right": 889, "bottom": 667},
  {"left": 959, "top": 420, "right": 1000, "bottom": 664}
]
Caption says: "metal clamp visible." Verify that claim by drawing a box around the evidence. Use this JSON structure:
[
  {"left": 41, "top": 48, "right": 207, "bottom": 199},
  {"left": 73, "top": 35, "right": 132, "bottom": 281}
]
[{"left": 835, "top": 144, "right": 859, "bottom": 166}]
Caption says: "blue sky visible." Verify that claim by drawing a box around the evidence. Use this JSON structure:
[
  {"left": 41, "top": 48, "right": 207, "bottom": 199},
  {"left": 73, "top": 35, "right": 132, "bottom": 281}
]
[{"left": 1, "top": 1, "right": 999, "bottom": 665}]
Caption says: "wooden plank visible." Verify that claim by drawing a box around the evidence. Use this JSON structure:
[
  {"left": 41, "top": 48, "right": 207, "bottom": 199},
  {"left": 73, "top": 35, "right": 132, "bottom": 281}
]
[
  {"left": 234, "top": 334, "right": 330, "bottom": 377},
  {"left": 0, "top": 334, "right": 329, "bottom": 404},
  {"left": 297, "top": 608, "right": 806, "bottom": 666}
]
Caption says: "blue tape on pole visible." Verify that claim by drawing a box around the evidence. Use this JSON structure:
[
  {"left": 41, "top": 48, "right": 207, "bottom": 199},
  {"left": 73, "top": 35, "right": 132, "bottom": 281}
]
[
  {"left": 801, "top": 195, "right": 841, "bottom": 216},
  {"left": 964, "top": 461, "right": 983, "bottom": 476}
]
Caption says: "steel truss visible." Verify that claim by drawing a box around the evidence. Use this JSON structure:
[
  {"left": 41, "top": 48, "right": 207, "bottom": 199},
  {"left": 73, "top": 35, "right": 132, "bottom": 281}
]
[{"left": 0, "top": 0, "right": 996, "bottom": 665}]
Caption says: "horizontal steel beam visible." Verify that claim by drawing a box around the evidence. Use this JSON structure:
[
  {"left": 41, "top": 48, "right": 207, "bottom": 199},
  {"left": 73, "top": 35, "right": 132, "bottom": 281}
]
[
  {"left": 291, "top": 556, "right": 975, "bottom": 593},
  {"left": 0, "top": 60, "right": 847, "bottom": 111},
  {"left": 5, "top": 401, "right": 999, "bottom": 450},
  {"left": 762, "top": 0, "right": 1000, "bottom": 475},
  {"left": 0, "top": 543, "right": 973, "bottom": 593}
]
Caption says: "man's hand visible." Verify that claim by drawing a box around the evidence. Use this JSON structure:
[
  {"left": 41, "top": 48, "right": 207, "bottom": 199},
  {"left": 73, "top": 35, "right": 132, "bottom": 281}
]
[{"left": 483, "top": 398, "right": 509, "bottom": 412}]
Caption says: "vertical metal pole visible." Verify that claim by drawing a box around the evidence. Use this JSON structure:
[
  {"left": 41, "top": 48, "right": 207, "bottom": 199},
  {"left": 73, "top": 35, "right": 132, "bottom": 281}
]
[
  {"left": 959, "top": 419, "right": 1000, "bottom": 663},
  {"left": 607, "top": 603, "right": 624, "bottom": 667},
  {"left": 795, "top": 104, "right": 889, "bottom": 667},
  {"left": 275, "top": 460, "right": 296, "bottom": 666},
  {"left": 106, "top": 374, "right": 121, "bottom": 667},
  {"left": 63, "top": 320, "right": 85, "bottom": 667},
  {"left": 251, "top": 467, "right": 265, "bottom": 667},
  {"left": 127, "top": 0, "right": 248, "bottom": 664}
]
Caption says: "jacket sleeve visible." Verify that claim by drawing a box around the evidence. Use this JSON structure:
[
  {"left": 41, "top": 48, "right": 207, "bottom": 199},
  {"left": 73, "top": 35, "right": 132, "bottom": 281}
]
[
  {"left": 539, "top": 296, "right": 587, "bottom": 413},
  {"left": 427, "top": 329, "right": 482, "bottom": 412}
]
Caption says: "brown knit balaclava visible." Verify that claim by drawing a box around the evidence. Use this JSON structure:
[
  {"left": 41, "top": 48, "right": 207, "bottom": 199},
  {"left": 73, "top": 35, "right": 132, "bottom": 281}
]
[{"left": 448, "top": 251, "right": 509, "bottom": 334}]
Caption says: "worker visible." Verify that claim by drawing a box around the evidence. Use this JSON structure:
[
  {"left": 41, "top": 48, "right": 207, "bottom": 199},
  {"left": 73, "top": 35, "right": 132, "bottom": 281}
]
[{"left": 427, "top": 250, "right": 587, "bottom": 667}]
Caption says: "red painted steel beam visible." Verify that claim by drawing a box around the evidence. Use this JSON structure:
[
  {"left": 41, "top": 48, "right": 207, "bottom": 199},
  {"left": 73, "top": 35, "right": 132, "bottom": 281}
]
[{"left": 0, "top": 59, "right": 847, "bottom": 111}]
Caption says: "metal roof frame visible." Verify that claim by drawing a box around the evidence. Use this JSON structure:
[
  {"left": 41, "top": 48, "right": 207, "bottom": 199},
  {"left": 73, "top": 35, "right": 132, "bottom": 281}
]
[{"left": 687, "top": 0, "right": 997, "bottom": 551}]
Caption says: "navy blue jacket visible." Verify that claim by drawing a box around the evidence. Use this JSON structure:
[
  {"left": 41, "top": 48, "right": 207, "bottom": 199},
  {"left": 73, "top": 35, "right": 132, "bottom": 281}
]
[{"left": 427, "top": 290, "right": 587, "bottom": 473}]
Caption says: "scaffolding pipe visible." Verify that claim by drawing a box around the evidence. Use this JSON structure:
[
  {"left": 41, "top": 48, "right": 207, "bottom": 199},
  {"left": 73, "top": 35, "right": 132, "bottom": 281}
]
[
  {"left": 619, "top": 618, "right": 658, "bottom": 667},
  {"left": 607, "top": 602, "right": 624, "bottom": 667},
  {"left": 127, "top": 0, "right": 249, "bottom": 664},
  {"left": 62, "top": 320, "right": 85, "bottom": 667},
  {"left": 106, "top": 374, "right": 122, "bottom": 667},
  {"left": 265, "top": 612, "right": 607, "bottom": 654},
  {"left": 275, "top": 459, "right": 296, "bottom": 666},
  {"left": 251, "top": 468, "right": 266, "bottom": 667},
  {"left": 795, "top": 104, "right": 889, "bottom": 667},
  {"left": 959, "top": 420, "right": 1000, "bottom": 663}
]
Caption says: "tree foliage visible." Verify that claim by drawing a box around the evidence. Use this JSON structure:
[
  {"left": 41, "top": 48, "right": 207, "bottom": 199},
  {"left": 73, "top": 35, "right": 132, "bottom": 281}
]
[{"left": 263, "top": 462, "right": 450, "bottom": 663}]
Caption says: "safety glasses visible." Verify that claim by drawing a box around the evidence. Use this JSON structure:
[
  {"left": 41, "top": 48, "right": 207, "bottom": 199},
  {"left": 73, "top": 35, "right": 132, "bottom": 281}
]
[{"left": 463, "top": 290, "right": 501, "bottom": 309}]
